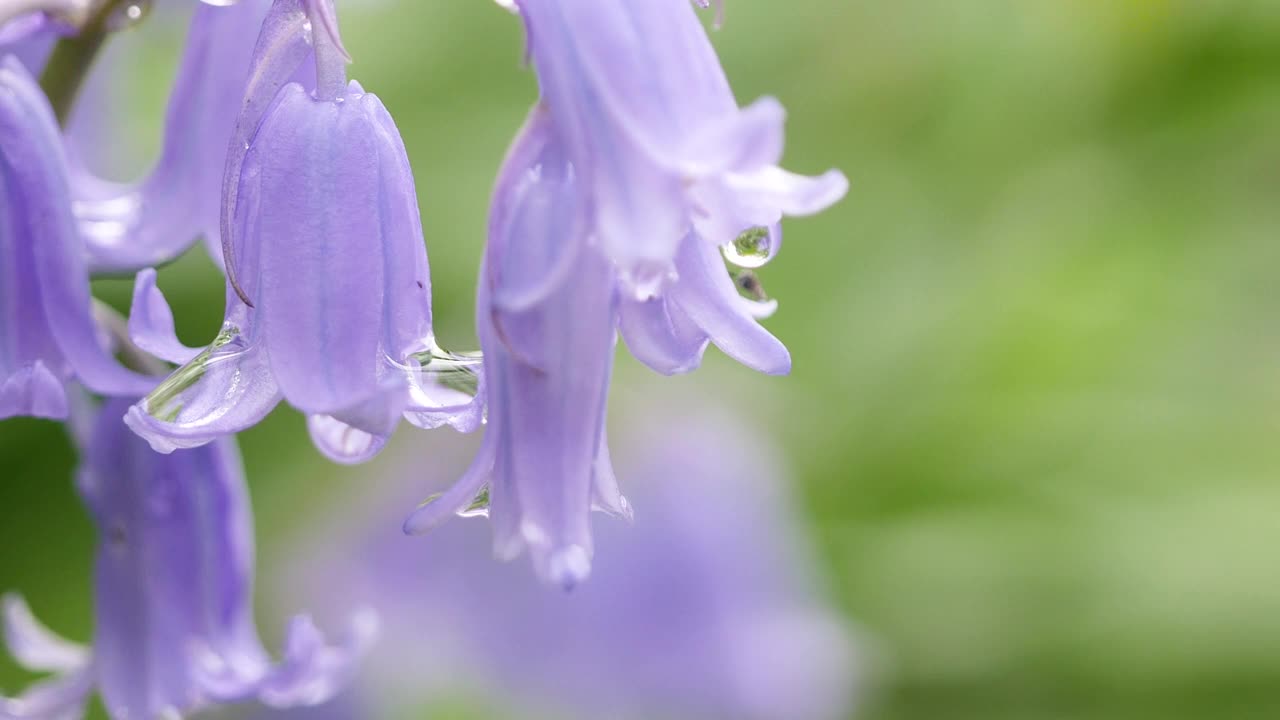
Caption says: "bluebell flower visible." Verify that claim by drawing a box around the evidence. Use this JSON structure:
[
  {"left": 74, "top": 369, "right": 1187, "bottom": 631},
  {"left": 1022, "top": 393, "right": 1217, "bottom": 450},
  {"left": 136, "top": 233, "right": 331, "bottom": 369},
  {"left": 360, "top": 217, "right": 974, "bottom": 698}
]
[
  {"left": 408, "top": 0, "right": 846, "bottom": 582},
  {"left": 0, "top": 56, "right": 152, "bottom": 420},
  {"left": 125, "top": 0, "right": 480, "bottom": 463},
  {"left": 405, "top": 107, "right": 627, "bottom": 587},
  {"left": 263, "top": 395, "right": 858, "bottom": 720},
  {"left": 0, "top": 398, "right": 375, "bottom": 720}
]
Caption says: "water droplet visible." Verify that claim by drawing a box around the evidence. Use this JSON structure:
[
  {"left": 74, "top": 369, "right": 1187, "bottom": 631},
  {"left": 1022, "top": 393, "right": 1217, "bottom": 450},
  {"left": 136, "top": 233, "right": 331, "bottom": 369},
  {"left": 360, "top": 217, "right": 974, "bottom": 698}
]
[
  {"left": 723, "top": 225, "right": 774, "bottom": 269},
  {"left": 106, "top": 0, "right": 151, "bottom": 31},
  {"left": 457, "top": 486, "right": 490, "bottom": 518},
  {"left": 408, "top": 337, "right": 482, "bottom": 398}
]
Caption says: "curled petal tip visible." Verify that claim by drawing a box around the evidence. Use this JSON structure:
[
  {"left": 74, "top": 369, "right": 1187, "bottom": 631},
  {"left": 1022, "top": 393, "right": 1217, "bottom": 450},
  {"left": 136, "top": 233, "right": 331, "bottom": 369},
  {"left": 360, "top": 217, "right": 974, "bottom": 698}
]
[
  {"left": 308, "top": 414, "right": 387, "bottom": 465},
  {"left": 546, "top": 545, "right": 592, "bottom": 591}
]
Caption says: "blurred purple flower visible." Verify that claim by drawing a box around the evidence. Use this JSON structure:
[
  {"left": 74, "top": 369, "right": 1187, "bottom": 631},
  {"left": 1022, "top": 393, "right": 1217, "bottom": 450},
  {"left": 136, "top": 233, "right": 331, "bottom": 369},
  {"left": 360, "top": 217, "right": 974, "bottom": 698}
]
[
  {"left": 268, "top": 398, "right": 857, "bottom": 720},
  {"left": 0, "top": 398, "right": 374, "bottom": 720},
  {"left": 0, "top": 57, "right": 152, "bottom": 420},
  {"left": 125, "top": 0, "right": 479, "bottom": 463}
]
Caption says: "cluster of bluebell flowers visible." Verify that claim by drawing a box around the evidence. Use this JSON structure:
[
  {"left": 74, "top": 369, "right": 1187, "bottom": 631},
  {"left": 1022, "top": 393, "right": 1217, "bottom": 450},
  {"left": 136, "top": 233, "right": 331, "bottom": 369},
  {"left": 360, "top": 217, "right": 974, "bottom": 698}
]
[{"left": 0, "top": 0, "right": 844, "bottom": 716}]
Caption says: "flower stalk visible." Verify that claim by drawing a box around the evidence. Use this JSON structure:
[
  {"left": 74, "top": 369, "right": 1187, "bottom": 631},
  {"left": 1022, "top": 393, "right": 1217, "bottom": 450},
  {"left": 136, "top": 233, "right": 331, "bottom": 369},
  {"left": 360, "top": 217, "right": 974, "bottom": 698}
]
[{"left": 38, "top": 0, "right": 135, "bottom": 126}]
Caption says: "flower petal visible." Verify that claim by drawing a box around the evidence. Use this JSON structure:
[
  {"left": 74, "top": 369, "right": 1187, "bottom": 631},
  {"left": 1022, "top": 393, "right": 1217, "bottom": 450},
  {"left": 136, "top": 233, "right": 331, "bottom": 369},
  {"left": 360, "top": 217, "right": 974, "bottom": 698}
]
[
  {"left": 685, "top": 95, "right": 786, "bottom": 172},
  {"left": 255, "top": 610, "right": 379, "bottom": 709},
  {"left": 671, "top": 233, "right": 791, "bottom": 375},
  {"left": 1, "top": 595, "right": 86, "bottom": 674},
  {"left": 724, "top": 166, "right": 850, "bottom": 218},
  {"left": 0, "top": 57, "right": 153, "bottom": 399},
  {"left": 220, "top": 0, "right": 315, "bottom": 299},
  {"left": 403, "top": 435, "right": 496, "bottom": 536},
  {"left": 308, "top": 414, "right": 388, "bottom": 466},
  {"left": 124, "top": 327, "right": 282, "bottom": 454},
  {"left": 485, "top": 105, "right": 583, "bottom": 314},
  {"left": 0, "top": 667, "right": 91, "bottom": 720},
  {"left": 251, "top": 86, "right": 388, "bottom": 415},
  {"left": 618, "top": 294, "right": 709, "bottom": 376},
  {"left": 127, "top": 269, "right": 202, "bottom": 365},
  {"left": 75, "top": 0, "right": 268, "bottom": 273},
  {"left": 0, "top": 362, "right": 68, "bottom": 421}
]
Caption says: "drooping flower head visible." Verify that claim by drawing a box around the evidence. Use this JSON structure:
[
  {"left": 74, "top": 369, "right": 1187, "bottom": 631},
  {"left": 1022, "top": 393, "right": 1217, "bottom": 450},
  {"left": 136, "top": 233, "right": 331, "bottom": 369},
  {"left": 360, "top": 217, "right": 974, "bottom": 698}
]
[
  {"left": 0, "top": 56, "right": 152, "bottom": 420},
  {"left": 125, "top": 0, "right": 480, "bottom": 463},
  {"left": 0, "top": 398, "right": 374, "bottom": 720},
  {"left": 406, "top": 107, "right": 627, "bottom": 587},
  {"left": 267, "top": 396, "right": 858, "bottom": 720},
  {"left": 406, "top": 0, "right": 847, "bottom": 583}
]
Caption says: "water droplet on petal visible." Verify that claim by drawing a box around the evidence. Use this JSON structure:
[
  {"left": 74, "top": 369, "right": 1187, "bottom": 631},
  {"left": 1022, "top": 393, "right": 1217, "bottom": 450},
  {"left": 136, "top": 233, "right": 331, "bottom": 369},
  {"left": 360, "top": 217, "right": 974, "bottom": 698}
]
[
  {"left": 723, "top": 225, "right": 774, "bottom": 268},
  {"left": 457, "top": 486, "right": 490, "bottom": 518}
]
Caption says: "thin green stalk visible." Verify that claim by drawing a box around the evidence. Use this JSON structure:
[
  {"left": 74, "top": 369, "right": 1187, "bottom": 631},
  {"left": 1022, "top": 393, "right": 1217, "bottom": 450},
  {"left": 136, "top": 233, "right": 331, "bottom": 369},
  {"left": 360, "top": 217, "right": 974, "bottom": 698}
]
[{"left": 38, "top": 0, "right": 132, "bottom": 126}]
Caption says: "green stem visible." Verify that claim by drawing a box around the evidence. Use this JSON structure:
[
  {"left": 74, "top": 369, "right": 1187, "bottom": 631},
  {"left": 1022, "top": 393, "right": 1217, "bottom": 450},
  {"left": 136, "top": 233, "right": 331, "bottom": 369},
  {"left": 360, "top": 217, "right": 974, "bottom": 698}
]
[{"left": 38, "top": 0, "right": 131, "bottom": 126}]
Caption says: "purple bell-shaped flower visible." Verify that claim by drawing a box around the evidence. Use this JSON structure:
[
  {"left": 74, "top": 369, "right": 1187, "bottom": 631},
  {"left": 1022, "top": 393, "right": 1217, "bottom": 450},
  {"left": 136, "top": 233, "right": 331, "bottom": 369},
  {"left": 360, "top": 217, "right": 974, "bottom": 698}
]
[
  {"left": 0, "top": 398, "right": 374, "bottom": 720},
  {"left": 125, "top": 0, "right": 479, "bottom": 463},
  {"left": 0, "top": 56, "right": 151, "bottom": 420}
]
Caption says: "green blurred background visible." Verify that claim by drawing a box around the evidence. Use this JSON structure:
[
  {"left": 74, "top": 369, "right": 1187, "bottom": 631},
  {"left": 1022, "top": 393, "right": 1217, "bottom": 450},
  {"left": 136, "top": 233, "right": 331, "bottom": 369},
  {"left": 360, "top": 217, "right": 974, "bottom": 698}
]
[{"left": 4, "top": 1, "right": 1280, "bottom": 718}]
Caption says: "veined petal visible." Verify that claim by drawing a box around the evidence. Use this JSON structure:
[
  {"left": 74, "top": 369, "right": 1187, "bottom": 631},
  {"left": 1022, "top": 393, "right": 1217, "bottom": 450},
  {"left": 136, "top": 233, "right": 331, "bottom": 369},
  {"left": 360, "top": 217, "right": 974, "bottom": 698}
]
[
  {"left": 251, "top": 85, "right": 390, "bottom": 415},
  {"left": 670, "top": 233, "right": 790, "bottom": 375},
  {"left": 1, "top": 595, "right": 87, "bottom": 673},
  {"left": 221, "top": 0, "right": 316, "bottom": 299},
  {"left": 127, "top": 269, "right": 202, "bottom": 365}
]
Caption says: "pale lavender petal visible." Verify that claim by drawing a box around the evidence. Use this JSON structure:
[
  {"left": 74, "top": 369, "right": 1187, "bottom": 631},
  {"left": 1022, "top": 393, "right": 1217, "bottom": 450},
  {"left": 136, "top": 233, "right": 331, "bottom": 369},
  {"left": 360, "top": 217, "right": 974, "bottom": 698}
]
[
  {"left": 76, "top": 0, "right": 271, "bottom": 273},
  {"left": 127, "top": 269, "right": 202, "bottom": 365},
  {"left": 485, "top": 105, "right": 582, "bottom": 314},
  {"left": 0, "top": 595, "right": 86, "bottom": 673},
  {"left": 618, "top": 294, "right": 708, "bottom": 375},
  {"left": 403, "top": 436, "right": 495, "bottom": 535},
  {"left": 589, "top": 438, "right": 633, "bottom": 522},
  {"left": 685, "top": 95, "right": 786, "bottom": 173},
  {"left": 250, "top": 85, "right": 389, "bottom": 415},
  {"left": 670, "top": 233, "right": 790, "bottom": 375},
  {"left": 722, "top": 166, "right": 850, "bottom": 218},
  {"left": 124, "top": 326, "right": 282, "bottom": 454},
  {"left": 220, "top": 0, "right": 316, "bottom": 297},
  {"left": 0, "top": 362, "right": 67, "bottom": 420},
  {"left": 0, "top": 57, "right": 152, "bottom": 401},
  {"left": 0, "top": 667, "right": 91, "bottom": 720},
  {"left": 256, "top": 610, "right": 378, "bottom": 708},
  {"left": 83, "top": 398, "right": 369, "bottom": 714},
  {"left": 308, "top": 415, "right": 388, "bottom": 466}
]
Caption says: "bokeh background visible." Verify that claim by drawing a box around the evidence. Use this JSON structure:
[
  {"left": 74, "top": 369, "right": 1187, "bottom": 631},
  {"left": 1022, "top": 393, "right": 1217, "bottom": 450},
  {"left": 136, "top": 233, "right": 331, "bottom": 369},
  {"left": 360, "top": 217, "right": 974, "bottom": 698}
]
[{"left": 4, "top": 1, "right": 1280, "bottom": 718}]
